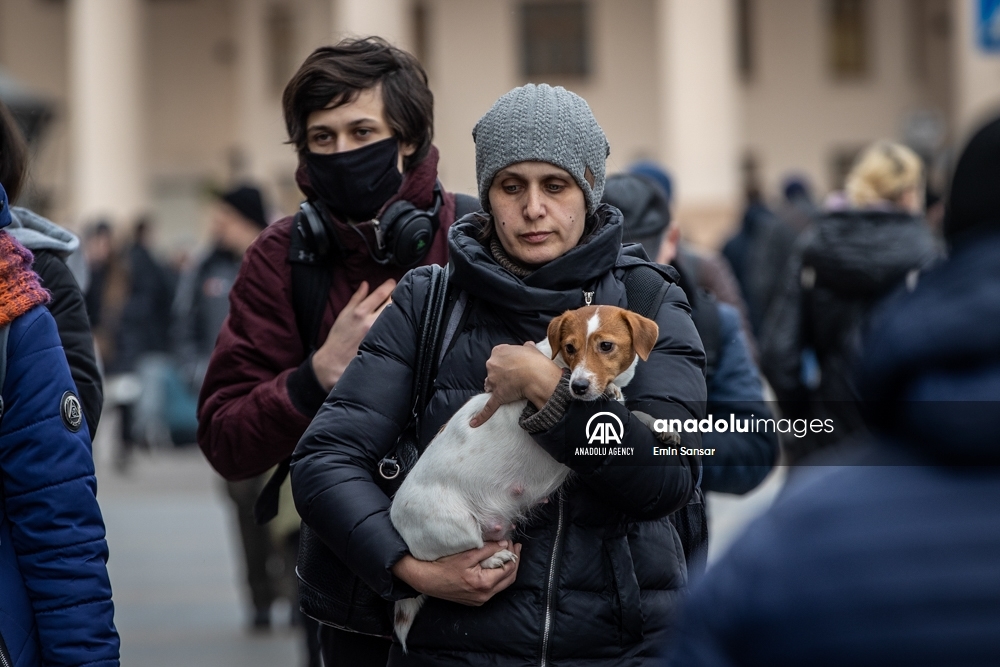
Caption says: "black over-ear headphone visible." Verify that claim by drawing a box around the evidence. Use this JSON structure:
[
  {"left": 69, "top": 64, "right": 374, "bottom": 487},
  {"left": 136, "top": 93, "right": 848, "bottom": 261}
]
[{"left": 298, "top": 183, "right": 443, "bottom": 268}]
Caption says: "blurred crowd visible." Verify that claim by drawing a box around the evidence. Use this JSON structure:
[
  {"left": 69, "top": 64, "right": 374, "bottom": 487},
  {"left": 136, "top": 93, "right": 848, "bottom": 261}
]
[{"left": 1, "top": 31, "right": 998, "bottom": 667}]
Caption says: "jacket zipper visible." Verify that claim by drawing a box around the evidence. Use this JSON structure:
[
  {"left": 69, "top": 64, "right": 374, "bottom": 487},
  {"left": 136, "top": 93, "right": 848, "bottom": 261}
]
[
  {"left": 0, "top": 629, "right": 12, "bottom": 667},
  {"left": 583, "top": 291, "right": 594, "bottom": 306},
  {"left": 539, "top": 491, "right": 566, "bottom": 667}
]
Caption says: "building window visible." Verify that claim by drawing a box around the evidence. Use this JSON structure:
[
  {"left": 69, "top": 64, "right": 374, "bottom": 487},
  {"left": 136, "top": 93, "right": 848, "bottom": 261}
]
[
  {"left": 737, "top": 0, "right": 755, "bottom": 82},
  {"left": 521, "top": 1, "right": 590, "bottom": 79},
  {"left": 828, "top": 0, "right": 868, "bottom": 79},
  {"left": 268, "top": 3, "right": 295, "bottom": 94}
]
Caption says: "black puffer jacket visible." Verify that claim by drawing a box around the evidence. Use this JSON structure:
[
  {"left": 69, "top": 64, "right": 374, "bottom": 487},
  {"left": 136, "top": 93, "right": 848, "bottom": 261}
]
[
  {"left": 7, "top": 207, "right": 103, "bottom": 439},
  {"left": 292, "top": 207, "right": 707, "bottom": 666},
  {"left": 760, "top": 209, "right": 938, "bottom": 460}
]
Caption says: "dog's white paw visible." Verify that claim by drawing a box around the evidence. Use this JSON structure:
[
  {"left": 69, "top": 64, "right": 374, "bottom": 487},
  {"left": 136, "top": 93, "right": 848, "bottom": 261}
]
[{"left": 480, "top": 549, "right": 518, "bottom": 569}]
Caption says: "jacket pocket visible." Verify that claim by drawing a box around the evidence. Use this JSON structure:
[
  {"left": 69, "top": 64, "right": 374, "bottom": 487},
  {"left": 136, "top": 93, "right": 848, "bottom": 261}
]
[{"left": 603, "top": 534, "right": 643, "bottom": 646}]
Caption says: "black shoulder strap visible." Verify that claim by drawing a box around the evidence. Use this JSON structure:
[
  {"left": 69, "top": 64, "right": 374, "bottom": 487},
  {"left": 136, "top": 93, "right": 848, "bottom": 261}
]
[
  {"left": 452, "top": 193, "right": 481, "bottom": 221},
  {"left": 289, "top": 212, "right": 333, "bottom": 352},
  {"left": 254, "top": 216, "right": 333, "bottom": 525},
  {"left": 620, "top": 262, "right": 674, "bottom": 320},
  {"left": 412, "top": 264, "right": 450, "bottom": 437},
  {"left": 620, "top": 261, "right": 721, "bottom": 382}
]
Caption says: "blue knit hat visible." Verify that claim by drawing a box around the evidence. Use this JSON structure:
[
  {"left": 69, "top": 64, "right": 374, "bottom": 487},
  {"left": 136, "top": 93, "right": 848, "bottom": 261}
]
[{"left": 473, "top": 84, "right": 610, "bottom": 215}]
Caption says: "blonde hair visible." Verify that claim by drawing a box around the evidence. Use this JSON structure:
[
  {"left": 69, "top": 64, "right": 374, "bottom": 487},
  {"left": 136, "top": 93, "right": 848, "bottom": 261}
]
[{"left": 845, "top": 141, "right": 923, "bottom": 208}]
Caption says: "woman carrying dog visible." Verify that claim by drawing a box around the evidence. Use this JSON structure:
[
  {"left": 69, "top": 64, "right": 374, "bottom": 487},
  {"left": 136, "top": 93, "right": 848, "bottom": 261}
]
[{"left": 292, "top": 84, "right": 707, "bottom": 666}]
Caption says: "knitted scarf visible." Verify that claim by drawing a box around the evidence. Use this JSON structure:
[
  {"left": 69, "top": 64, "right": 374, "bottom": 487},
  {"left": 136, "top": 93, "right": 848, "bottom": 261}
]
[
  {"left": 489, "top": 235, "right": 534, "bottom": 278},
  {"left": 0, "top": 231, "right": 50, "bottom": 328}
]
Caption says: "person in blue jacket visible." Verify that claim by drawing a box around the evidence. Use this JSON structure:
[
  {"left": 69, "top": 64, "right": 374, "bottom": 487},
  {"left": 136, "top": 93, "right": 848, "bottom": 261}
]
[
  {"left": 661, "top": 116, "right": 1000, "bottom": 667},
  {"left": 0, "top": 181, "right": 120, "bottom": 667}
]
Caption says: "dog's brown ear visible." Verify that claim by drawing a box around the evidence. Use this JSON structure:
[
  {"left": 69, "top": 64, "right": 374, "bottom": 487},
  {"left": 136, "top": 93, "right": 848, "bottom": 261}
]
[
  {"left": 622, "top": 311, "right": 659, "bottom": 361},
  {"left": 546, "top": 312, "right": 568, "bottom": 360}
]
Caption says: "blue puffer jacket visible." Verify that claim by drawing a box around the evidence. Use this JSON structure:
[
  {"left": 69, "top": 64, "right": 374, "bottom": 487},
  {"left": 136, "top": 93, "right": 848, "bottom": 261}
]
[
  {"left": 1, "top": 306, "right": 120, "bottom": 667},
  {"left": 662, "top": 231, "right": 1000, "bottom": 666}
]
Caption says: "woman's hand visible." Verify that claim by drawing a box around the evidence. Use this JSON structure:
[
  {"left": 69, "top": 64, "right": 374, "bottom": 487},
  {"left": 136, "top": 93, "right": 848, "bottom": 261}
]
[
  {"left": 312, "top": 279, "right": 396, "bottom": 391},
  {"left": 470, "top": 342, "right": 562, "bottom": 427},
  {"left": 391, "top": 542, "right": 523, "bottom": 606}
]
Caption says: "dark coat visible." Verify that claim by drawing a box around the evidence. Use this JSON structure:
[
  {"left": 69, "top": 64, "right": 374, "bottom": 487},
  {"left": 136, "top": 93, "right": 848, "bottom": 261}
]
[
  {"left": 198, "top": 148, "right": 460, "bottom": 480},
  {"left": 31, "top": 250, "right": 103, "bottom": 440},
  {"left": 171, "top": 246, "right": 242, "bottom": 391},
  {"left": 699, "top": 303, "right": 777, "bottom": 495},
  {"left": 291, "top": 207, "right": 707, "bottom": 666},
  {"left": 664, "top": 231, "right": 1000, "bottom": 667},
  {"left": 1, "top": 307, "right": 119, "bottom": 667},
  {"left": 6, "top": 207, "right": 103, "bottom": 439},
  {"left": 759, "top": 209, "right": 938, "bottom": 461},
  {"left": 722, "top": 203, "right": 797, "bottom": 336},
  {"left": 115, "top": 242, "right": 176, "bottom": 371}
]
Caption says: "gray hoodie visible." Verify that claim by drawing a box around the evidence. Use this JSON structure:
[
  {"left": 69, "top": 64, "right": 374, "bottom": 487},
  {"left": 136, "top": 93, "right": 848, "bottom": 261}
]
[{"left": 7, "top": 206, "right": 89, "bottom": 291}]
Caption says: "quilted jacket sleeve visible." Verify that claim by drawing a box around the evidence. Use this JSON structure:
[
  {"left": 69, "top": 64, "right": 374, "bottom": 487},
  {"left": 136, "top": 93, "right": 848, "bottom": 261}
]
[
  {"left": 701, "top": 303, "right": 779, "bottom": 494},
  {"left": 530, "top": 283, "right": 707, "bottom": 520},
  {"left": 0, "top": 306, "right": 119, "bottom": 667},
  {"left": 290, "top": 269, "right": 426, "bottom": 600}
]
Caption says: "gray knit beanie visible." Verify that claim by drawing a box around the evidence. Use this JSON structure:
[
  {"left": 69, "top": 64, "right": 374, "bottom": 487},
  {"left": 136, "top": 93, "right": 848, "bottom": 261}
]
[{"left": 473, "top": 84, "right": 610, "bottom": 215}]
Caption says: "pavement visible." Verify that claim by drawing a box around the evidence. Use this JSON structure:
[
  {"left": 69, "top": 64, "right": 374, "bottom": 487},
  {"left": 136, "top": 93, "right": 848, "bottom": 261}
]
[
  {"left": 92, "top": 417, "right": 784, "bottom": 666},
  {"left": 96, "top": 445, "right": 302, "bottom": 667}
]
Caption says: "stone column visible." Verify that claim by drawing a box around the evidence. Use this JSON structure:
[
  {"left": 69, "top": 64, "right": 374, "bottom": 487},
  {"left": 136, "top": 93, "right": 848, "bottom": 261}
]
[
  {"left": 234, "top": 0, "right": 272, "bottom": 185},
  {"left": 654, "top": 0, "right": 741, "bottom": 249},
  {"left": 68, "top": 0, "right": 146, "bottom": 227},
  {"left": 333, "top": 0, "right": 413, "bottom": 51}
]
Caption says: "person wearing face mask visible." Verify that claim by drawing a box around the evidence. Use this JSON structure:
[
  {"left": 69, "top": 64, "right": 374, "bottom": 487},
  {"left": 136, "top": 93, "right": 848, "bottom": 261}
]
[
  {"left": 292, "top": 84, "right": 706, "bottom": 667},
  {"left": 198, "top": 37, "right": 471, "bottom": 482},
  {"left": 197, "top": 36, "right": 472, "bottom": 664}
]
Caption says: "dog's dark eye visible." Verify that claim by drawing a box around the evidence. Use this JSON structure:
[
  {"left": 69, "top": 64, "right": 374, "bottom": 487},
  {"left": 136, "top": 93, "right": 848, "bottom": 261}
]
[
  {"left": 599, "top": 341, "right": 614, "bottom": 352},
  {"left": 565, "top": 344, "right": 577, "bottom": 355}
]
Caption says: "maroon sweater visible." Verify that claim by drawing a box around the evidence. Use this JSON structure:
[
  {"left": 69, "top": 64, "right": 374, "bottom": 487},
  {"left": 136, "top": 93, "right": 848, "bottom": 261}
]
[{"left": 198, "top": 148, "right": 457, "bottom": 480}]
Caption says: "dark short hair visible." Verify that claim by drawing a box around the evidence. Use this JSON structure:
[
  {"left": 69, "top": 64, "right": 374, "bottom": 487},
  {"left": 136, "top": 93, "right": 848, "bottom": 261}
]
[
  {"left": 282, "top": 37, "right": 434, "bottom": 171},
  {"left": 0, "top": 100, "right": 28, "bottom": 202}
]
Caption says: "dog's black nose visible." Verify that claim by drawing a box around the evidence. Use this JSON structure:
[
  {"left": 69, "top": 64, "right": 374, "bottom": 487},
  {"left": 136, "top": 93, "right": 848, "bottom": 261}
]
[{"left": 571, "top": 380, "right": 590, "bottom": 396}]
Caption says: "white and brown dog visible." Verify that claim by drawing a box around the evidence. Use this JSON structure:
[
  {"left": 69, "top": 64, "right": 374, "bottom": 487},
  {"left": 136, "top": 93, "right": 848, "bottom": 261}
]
[{"left": 389, "top": 305, "right": 678, "bottom": 650}]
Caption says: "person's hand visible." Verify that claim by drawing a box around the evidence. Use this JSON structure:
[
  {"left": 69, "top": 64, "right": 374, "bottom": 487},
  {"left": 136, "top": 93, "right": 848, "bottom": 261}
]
[
  {"left": 391, "top": 541, "right": 523, "bottom": 606},
  {"left": 311, "top": 279, "right": 396, "bottom": 391},
  {"left": 470, "top": 342, "right": 562, "bottom": 427}
]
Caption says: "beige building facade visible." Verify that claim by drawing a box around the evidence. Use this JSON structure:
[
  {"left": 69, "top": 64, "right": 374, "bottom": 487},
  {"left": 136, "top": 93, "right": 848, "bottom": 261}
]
[{"left": 1, "top": 0, "right": 999, "bottom": 249}]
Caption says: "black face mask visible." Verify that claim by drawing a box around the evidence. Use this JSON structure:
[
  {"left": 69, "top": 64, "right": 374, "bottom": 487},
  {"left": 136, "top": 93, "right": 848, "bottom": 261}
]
[{"left": 304, "top": 137, "right": 403, "bottom": 222}]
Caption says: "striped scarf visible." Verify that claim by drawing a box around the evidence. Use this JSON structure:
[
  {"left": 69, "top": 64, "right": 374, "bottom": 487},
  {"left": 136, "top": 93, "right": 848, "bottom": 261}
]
[{"left": 0, "top": 231, "right": 50, "bottom": 328}]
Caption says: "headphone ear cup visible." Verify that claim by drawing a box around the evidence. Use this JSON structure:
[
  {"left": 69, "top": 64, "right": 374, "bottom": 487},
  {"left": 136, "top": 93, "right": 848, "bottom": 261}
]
[
  {"left": 380, "top": 200, "right": 435, "bottom": 267},
  {"left": 391, "top": 209, "right": 435, "bottom": 267},
  {"left": 300, "top": 202, "right": 331, "bottom": 259}
]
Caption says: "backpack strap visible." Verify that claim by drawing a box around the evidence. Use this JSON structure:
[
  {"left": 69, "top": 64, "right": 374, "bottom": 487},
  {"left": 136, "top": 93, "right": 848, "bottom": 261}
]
[
  {"left": 289, "top": 212, "right": 333, "bottom": 353},
  {"left": 254, "top": 215, "right": 332, "bottom": 525},
  {"left": 618, "top": 260, "right": 677, "bottom": 320},
  {"left": 377, "top": 264, "right": 450, "bottom": 482}
]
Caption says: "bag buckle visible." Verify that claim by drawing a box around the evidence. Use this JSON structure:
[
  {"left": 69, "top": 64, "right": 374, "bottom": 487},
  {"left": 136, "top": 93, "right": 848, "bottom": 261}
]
[{"left": 378, "top": 457, "right": 401, "bottom": 480}]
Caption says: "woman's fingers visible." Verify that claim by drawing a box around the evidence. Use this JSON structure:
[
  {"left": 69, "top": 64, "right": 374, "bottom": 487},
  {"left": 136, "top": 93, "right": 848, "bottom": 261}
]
[{"left": 469, "top": 394, "right": 500, "bottom": 427}]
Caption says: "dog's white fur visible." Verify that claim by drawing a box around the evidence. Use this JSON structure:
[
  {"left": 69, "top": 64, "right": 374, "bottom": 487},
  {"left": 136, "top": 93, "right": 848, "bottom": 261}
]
[{"left": 388, "top": 307, "right": 677, "bottom": 651}]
